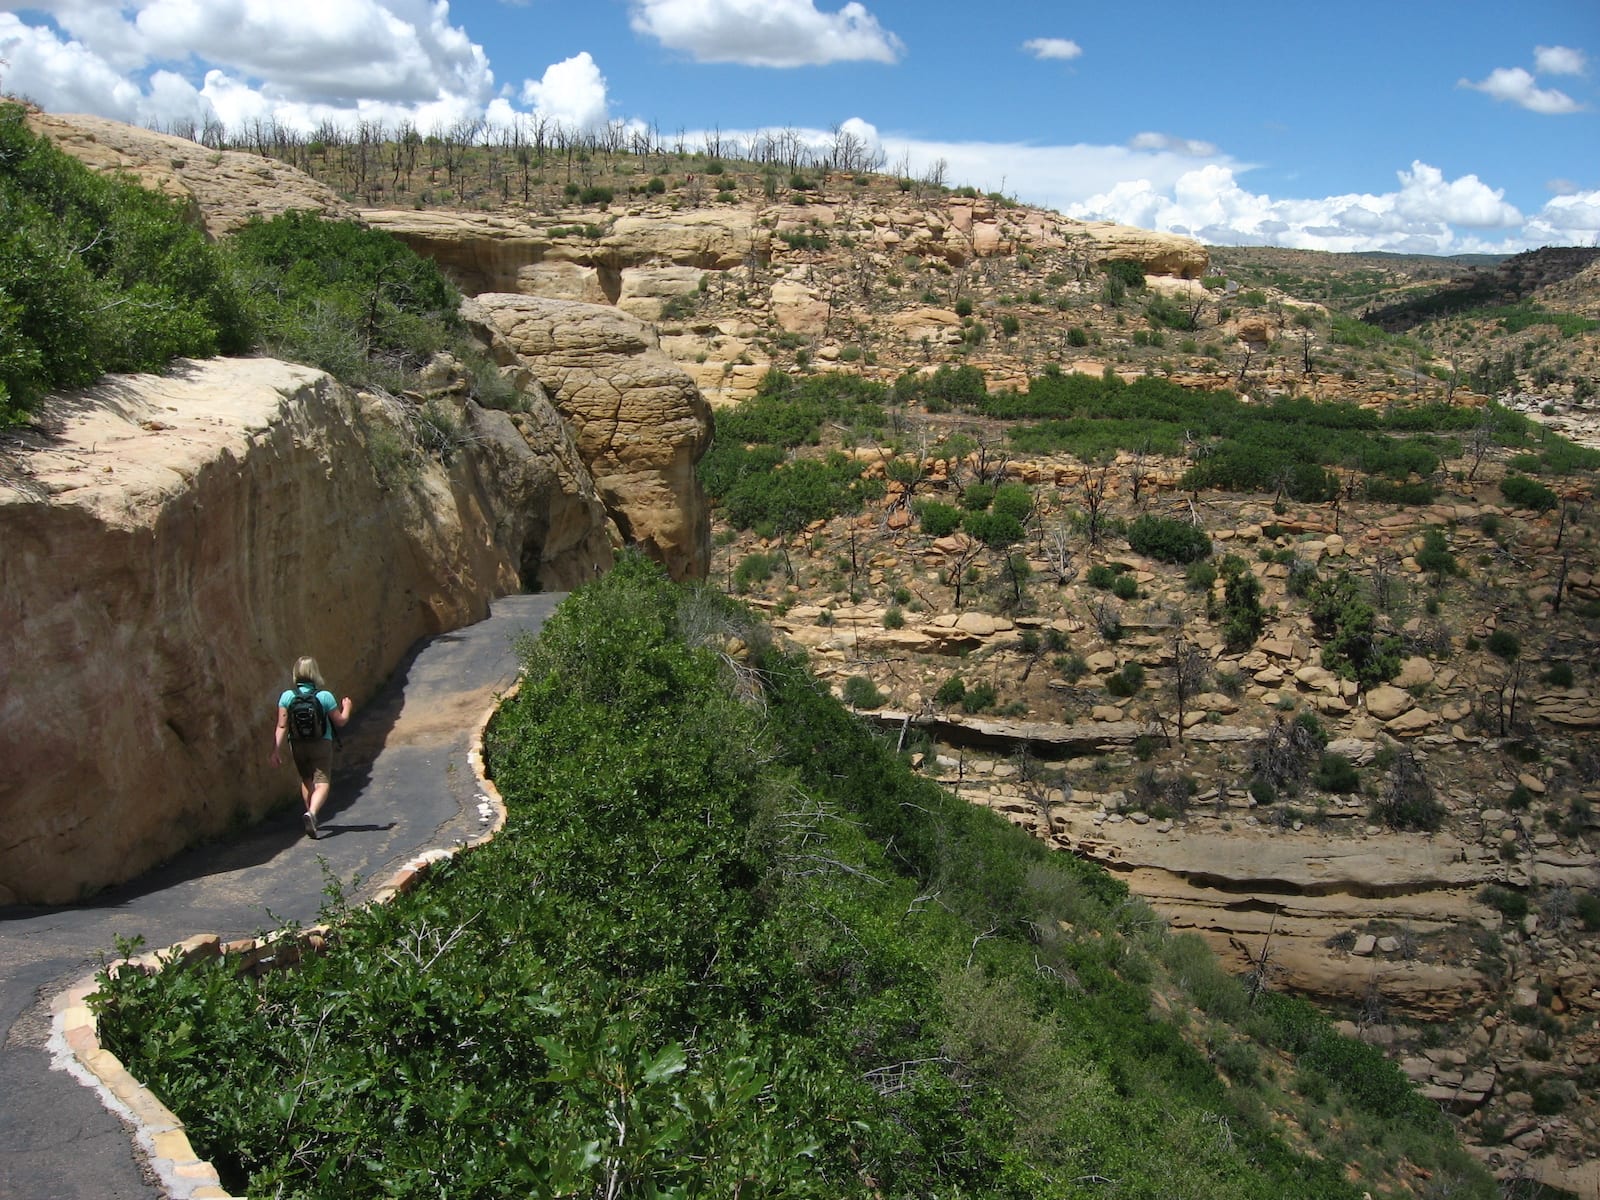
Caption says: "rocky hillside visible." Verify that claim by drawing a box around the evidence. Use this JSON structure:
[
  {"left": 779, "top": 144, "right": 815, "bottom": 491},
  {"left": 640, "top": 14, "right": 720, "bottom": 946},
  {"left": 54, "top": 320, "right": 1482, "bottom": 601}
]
[{"left": 13, "top": 109, "right": 1600, "bottom": 1194}]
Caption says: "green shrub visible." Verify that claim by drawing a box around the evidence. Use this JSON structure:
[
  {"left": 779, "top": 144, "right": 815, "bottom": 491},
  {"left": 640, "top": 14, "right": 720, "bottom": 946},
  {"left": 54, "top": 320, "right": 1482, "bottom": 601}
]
[
  {"left": 1106, "top": 662, "right": 1145, "bottom": 697},
  {"left": 0, "top": 103, "right": 251, "bottom": 423},
  {"left": 915, "top": 500, "right": 964, "bottom": 538},
  {"left": 733, "top": 552, "right": 776, "bottom": 592},
  {"left": 991, "top": 483, "right": 1034, "bottom": 524},
  {"left": 1486, "top": 630, "right": 1521, "bottom": 661},
  {"left": 1415, "top": 527, "right": 1456, "bottom": 579},
  {"left": 1314, "top": 753, "right": 1360, "bottom": 794},
  {"left": 1186, "top": 561, "right": 1218, "bottom": 592},
  {"left": 842, "top": 674, "right": 885, "bottom": 709},
  {"left": 1545, "top": 662, "right": 1575, "bottom": 687},
  {"left": 934, "top": 675, "right": 967, "bottom": 706},
  {"left": 963, "top": 511, "right": 1024, "bottom": 549},
  {"left": 960, "top": 482, "right": 995, "bottom": 511},
  {"left": 1112, "top": 574, "right": 1139, "bottom": 600},
  {"left": 1087, "top": 564, "right": 1116, "bottom": 590},
  {"left": 1102, "top": 259, "right": 1146, "bottom": 290},
  {"left": 1127, "top": 514, "right": 1211, "bottom": 564},
  {"left": 1067, "top": 326, "right": 1090, "bottom": 347},
  {"left": 1500, "top": 474, "right": 1557, "bottom": 512},
  {"left": 882, "top": 606, "right": 905, "bottom": 630},
  {"left": 226, "top": 211, "right": 462, "bottom": 387},
  {"left": 1221, "top": 570, "right": 1268, "bottom": 652},
  {"left": 1479, "top": 885, "right": 1529, "bottom": 921},
  {"left": 961, "top": 679, "right": 998, "bottom": 713}
]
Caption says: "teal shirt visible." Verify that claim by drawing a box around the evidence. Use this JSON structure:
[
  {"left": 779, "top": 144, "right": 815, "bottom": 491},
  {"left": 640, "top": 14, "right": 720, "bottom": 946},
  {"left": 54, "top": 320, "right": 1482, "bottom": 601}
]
[{"left": 279, "top": 685, "right": 337, "bottom": 740}]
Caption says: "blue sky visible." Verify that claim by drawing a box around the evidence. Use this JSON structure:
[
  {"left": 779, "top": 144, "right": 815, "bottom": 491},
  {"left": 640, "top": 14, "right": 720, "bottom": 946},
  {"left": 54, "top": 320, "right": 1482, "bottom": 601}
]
[{"left": 1, "top": 0, "right": 1596, "bottom": 252}]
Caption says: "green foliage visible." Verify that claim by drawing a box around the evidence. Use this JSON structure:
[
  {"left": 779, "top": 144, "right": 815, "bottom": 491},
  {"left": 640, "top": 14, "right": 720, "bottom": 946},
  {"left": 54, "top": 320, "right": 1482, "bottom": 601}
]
[
  {"left": 718, "top": 454, "right": 882, "bottom": 533},
  {"left": 915, "top": 500, "right": 964, "bottom": 538},
  {"left": 1500, "top": 474, "right": 1558, "bottom": 512},
  {"left": 1105, "top": 661, "right": 1145, "bottom": 697},
  {"left": 893, "top": 363, "right": 988, "bottom": 409},
  {"left": 1486, "top": 629, "right": 1521, "bottom": 661},
  {"left": 715, "top": 371, "right": 887, "bottom": 448},
  {"left": 1313, "top": 752, "right": 1361, "bottom": 794},
  {"left": 1186, "top": 560, "right": 1219, "bottom": 592},
  {"left": 1127, "top": 514, "right": 1212, "bottom": 564},
  {"left": 1221, "top": 569, "right": 1268, "bottom": 652},
  {"left": 1101, "top": 259, "right": 1147, "bottom": 290},
  {"left": 225, "top": 211, "right": 462, "bottom": 388},
  {"left": 960, "top": 481, "right": 996, "bottom": 511},
  {"left": 1478, "top": 885, "right": 1529, "bottom": 921},
  {"left": 842, "top": 674, "right": 886, "bottom": 709},
  {"left": 1111, "top": 573, "right": 1138, "bottom": 600},
  {"left": 0, "top": 103, "right": 251, "bottom": 423},
  {"left": 1086, "top": 564, "right": 1116, "bottom": 590},
  {"left": 963, "top": 510, "right": 1023, "bottom": 549},
  {"left": 960, "top": 679, "right": 998, "bottom": 713},
  {"left": 990, "top": 482, "right": 1034, "bottom": 524},
  {"left": 92, "top": 560, "right": 1488, "bottom": 1200},
  {"left": 934, "top": 674, "right": 967, "bottom": 707},
  {"left": 733, "top": 551, "right": 777, "bottom": 592},
  {"left": 1307, "top": 572, "right": 1401, "bottom": 687},
  {"left": 1415, "top": 527, "right": 1456, "bottom": 579}
]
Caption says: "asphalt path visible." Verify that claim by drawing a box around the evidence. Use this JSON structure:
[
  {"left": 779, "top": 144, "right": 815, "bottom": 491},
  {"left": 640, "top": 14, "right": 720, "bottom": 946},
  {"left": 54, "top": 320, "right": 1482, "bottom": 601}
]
[{"left": 0, "top": 593, "right": 564, "bottom": 1200}]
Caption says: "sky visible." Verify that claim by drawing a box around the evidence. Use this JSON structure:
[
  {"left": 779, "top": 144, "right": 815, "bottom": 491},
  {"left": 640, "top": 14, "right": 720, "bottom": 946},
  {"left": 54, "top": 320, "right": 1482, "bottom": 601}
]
[{"left": 1, "top": 0, "right": 1596, "bottom": 254}]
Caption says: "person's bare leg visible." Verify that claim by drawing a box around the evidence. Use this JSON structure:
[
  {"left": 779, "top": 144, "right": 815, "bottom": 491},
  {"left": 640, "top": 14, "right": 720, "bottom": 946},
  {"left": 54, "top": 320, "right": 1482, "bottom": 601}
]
[{"left": 307, "top": 778, "right": 331, "bottom": 820}]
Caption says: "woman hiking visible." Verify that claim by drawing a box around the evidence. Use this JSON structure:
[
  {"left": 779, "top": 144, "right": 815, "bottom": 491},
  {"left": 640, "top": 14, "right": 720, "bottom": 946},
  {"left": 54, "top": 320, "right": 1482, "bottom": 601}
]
[{"left": 269, "top": 656, "right": 353, "bottom": 839}]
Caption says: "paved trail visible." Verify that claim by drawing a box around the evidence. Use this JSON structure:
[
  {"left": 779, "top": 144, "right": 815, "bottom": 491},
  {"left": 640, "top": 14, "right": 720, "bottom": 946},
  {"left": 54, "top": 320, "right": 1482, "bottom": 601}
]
[{"left": 0, "top": 594, "right": 563, "bottom": 1200}]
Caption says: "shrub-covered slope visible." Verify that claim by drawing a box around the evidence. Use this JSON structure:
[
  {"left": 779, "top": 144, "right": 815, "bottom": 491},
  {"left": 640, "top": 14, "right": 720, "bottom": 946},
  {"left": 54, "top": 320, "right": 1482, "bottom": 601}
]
[{"left": 95, "top": 557, "right": 1489, "bottom": 1199}]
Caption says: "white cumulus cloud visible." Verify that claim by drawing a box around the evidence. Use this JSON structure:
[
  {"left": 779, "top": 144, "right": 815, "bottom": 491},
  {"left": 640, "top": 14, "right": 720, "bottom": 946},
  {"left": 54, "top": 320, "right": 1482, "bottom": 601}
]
[
  {"left": 1534, "top": 44, "right": 1587, "bottom": 76},
  {"left": 1066, "top": 160, "right": 1548, "bottom": 254},
  {"left": 520, "top": 51, "right": 611, "bottom": 129},
  {"left": 628, "top": 0, "right": 903, "bottom": 67},
  {"left": 1022, "top": 37, "right": 1081, "bottom": 62},
  {"left": 0, "top": 1, "right": 629, "bottom": 137},
  {"left": 1460, "top": 65, "right": 1582, "bottom": 114}
]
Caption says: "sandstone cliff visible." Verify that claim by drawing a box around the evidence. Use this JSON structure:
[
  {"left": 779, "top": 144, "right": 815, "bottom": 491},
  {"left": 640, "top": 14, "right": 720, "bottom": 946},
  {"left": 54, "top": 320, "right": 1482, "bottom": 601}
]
[
  {"left": 463, "top": 295, "right": 712, "bottom": 580},
  {"left": 0, "top": 357, "right": 612, "bottom": 904}
]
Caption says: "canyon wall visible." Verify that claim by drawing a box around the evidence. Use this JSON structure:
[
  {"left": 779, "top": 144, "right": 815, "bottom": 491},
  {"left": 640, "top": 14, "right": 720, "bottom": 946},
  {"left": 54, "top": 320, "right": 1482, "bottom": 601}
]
[{"left": 0, "top": 357, "right": 615, "bottom": 904}]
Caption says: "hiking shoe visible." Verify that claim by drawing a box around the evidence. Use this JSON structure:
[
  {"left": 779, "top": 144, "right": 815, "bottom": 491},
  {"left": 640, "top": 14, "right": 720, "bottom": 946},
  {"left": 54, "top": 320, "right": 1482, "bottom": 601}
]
[{"left": 302, "top": 810, "right": 318, "bottom": 839}]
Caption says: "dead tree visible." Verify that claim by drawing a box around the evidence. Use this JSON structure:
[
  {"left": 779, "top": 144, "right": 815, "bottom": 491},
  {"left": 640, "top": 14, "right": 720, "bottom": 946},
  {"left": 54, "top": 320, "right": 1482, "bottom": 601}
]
[{"left": 1170, "top": 633, "right": 1211, "bottom": 746}]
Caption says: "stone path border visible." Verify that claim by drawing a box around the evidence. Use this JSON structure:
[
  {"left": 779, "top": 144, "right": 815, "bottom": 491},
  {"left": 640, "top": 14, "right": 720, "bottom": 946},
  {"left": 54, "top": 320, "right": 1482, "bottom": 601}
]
[{"left": 43, "top": 675, "right": 522, "bottom": 1200}]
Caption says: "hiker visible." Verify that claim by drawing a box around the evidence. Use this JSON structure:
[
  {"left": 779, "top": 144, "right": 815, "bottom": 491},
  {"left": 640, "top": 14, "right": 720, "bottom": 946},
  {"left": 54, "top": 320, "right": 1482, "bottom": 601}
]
[{"left": 269, "top": 656, "right": 353, "bottom": 839}]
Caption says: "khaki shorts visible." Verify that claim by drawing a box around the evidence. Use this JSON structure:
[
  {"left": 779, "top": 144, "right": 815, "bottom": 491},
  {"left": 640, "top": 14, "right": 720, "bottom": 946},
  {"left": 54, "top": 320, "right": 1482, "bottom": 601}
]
[{"left": 290, "top": 738, "right": 333, "bottom": 789}]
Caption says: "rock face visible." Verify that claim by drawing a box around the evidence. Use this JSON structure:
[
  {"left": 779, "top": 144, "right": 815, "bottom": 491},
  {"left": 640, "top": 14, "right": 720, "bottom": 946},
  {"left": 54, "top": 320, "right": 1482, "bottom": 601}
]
[
  {"left": 24, "top": 109, "right": 356, "bottom": 238},
  {"left": 0, "top": 358, "right": 612, "bottom": 904},
  {"left": 463, "top": 294, "right": 712, "bottom": 579}
]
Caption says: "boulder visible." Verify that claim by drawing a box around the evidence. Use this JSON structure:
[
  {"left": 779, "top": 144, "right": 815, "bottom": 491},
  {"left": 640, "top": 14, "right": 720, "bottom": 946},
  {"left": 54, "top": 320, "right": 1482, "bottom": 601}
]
[
  {"left": 1366, "top": 685, "right": 1414, "bottom": 721},
  {"left": 1386, "top": 707, "right": 1440, "bottom": 735},
  {"left": 463, "top": 294, "right": 712, "bottom": 579},
  {"left": 1394, "top": 656, "right": 1436, "bottom": 689}
]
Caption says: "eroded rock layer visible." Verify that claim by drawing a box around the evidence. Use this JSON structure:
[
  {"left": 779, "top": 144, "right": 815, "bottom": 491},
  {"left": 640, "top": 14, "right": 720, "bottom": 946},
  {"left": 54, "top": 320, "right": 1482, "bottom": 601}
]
[{"left": 463, "top": 294, "right": 712, "bottom": 580}]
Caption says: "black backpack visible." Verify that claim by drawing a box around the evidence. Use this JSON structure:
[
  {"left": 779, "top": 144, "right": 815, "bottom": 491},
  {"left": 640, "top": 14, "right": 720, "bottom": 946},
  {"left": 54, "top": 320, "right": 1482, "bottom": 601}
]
[{"left": 286, "top": 686, "right": 327, "bottom": 742}]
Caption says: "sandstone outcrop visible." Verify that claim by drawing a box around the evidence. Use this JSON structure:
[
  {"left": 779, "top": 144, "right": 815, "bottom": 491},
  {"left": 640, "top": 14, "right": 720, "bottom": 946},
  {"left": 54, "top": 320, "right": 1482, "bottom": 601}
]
[
  {"left": 0, "top": 357, "right": 612, "bottom": 904},
  {"left": 463, "top": 294, "right": 712, "bottom": 579},
  {"left": 25, "top": 109, "right": 355, "bottom": 238}
]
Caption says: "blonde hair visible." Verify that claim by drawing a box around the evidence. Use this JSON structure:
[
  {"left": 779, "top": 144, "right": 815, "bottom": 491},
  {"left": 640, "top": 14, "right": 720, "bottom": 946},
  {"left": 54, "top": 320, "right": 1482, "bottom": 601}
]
[{"left": 292, "top": 657, "right": 325, "bottom": 689}]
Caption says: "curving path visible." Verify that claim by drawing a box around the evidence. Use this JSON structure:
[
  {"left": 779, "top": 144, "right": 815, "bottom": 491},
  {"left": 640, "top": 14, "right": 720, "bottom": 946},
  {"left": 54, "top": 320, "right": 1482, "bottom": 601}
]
[{"left": 0, "top": 593, "right": 564, "bottom": 1200}]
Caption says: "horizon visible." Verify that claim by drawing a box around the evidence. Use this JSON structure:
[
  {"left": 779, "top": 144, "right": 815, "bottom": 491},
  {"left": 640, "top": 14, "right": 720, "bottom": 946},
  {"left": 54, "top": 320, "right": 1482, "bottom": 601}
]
[{"left": 1, "top": 0, "right": 1595, "bottom": 255}]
